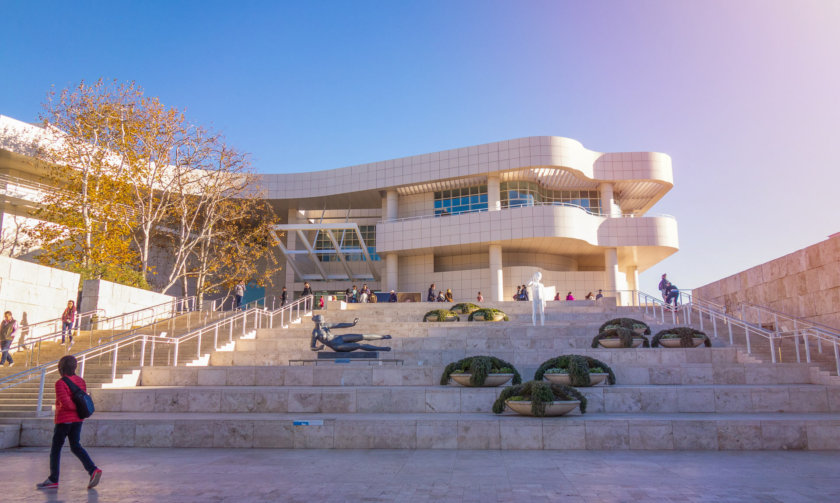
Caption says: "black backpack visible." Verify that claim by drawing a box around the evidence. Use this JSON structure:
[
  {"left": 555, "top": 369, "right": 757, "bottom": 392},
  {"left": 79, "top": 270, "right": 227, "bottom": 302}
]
[{"left": 61, "top": 377, "right": 95, "bottom": 419}]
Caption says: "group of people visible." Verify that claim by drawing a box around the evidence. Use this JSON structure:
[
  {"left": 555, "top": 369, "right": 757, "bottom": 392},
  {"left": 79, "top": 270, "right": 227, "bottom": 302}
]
[
  {"left": 345, "top": 283, "right": 378, "bottom": 303},
  {"left": 512, "top": 285, "right": 530, "bottom": 301},
  {"left": 658, "top": 274, "right": 681, "bottom": 308},
  {"left": 426, "top": 284, "right": 454, "bottom": 302}
]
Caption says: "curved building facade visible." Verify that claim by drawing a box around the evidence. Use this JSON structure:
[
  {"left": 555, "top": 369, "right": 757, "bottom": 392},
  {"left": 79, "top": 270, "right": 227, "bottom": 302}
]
[{"left": 263, "top": 136, "right": 678, "bottom": 301}]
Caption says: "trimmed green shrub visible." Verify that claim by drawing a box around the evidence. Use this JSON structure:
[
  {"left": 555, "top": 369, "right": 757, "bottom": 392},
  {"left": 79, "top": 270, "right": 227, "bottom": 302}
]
[
  {"left": 598, "top": 318, "right": 651, "bottom": 335},
  {"left": 492, "top": 381, "right": 587, "bottom": 416},
  {"left": 468, "top": 308, "right": 510, "bottom": 322},
  {"left": 440, "top": 356, "right": 522, "bottom": 386},
  {"left": 591, "top": 327, "right": 651, "bottom": 348},
  {"left": 534, "top": 354, "right": 616, "bottom": 386},
  {"left": 423, "top": 309, "right": 460, "bottom": 322},
  {"left": 651, "top": 327, "right": 711, "bottom": 348},
  {"left": 450, "top": 303, "right": 481, "bottom": 315}
]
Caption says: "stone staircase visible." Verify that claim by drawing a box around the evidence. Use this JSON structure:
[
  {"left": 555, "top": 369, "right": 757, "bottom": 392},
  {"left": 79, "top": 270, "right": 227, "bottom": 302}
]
[
  {"left": 0, "top": 309, "right": 246, "bottom": 417},
  {"left": 12, "top": 301, "right": 840, "bottom": 450}
]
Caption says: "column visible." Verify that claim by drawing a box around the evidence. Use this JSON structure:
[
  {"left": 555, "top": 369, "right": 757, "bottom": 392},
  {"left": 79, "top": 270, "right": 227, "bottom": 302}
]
[
  {"left": 489, "top": 244, "right": 503, "bottom": 301},
  {"left": 604, "top": 248, "right": 618, "bottom": 294},
  {"left": 599, "top": 182, "right": 620, "bottom": 217},
  {"left": 385, "top": 253, "right": 398, "bottom": 292},
  {"left": 385, "top": 190, "right": 399, "bottom": 221},
  {"left": 487, "top": 175, "right": 501, "bottom": 211},
  {"left": 285, "top": 208, "right": 299, "bottom": 298}
]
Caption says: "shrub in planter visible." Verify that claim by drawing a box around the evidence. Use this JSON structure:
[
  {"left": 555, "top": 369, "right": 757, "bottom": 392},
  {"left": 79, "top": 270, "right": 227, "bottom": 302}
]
[
  {"left": 534, "top": 354, "right": 616, "bottom": 386},
  {"left": 651, "top": 327, "right": 711, "bottom": 348},
  {"left": 440, "top": 355, "right": 523, "bottom": 386},
  {"left": 468, "top": 308, "right": 510, "bottom": 322},
  {"left": 591, "top": 327, "right": 651, "bottom": 348},
  {"left": 492, "top": 381, "right": 587, "bottom": 417},
  {"left": 450, "top": 303, "right": 481, "bottom": 315},
  {"left": 598, "top": 318, "right": 651, "bottom": 335},
  {"left": 423, "top": 309, "right": 460, "bottom": 322}
]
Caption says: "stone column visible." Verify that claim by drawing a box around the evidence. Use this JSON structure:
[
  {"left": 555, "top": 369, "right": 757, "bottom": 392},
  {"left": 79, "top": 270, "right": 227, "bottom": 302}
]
[
  {"left": 385, "top": 253, "right": 398, "bottom": 292},
  {"left": 385, "top": 190, "right": 399, "bottom": 221},
  {"left": 487, "top": 175, "right": 501, "bottom": 211},
  {"left": 489, "top": 244, "right": 503, "bottom": 301},
  {"left": 599, "top": 182, "right": 620, "bottom": 217},
  {"left": 285, "top": 208, "right": 299, "bottom": 298},
  {"left": 604, "top": 248, "right": 619, "bottom": 293}
]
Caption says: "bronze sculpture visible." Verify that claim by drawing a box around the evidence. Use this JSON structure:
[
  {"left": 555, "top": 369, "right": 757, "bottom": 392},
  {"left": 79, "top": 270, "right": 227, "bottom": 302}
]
[{"left": 310, "top": 315, "right": 392, "bottom": 352}]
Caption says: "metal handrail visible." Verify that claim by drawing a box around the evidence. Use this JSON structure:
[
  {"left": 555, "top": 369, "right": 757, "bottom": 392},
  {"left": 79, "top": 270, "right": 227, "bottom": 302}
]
[
  {"left": 0, "top": 295, "right": 314, "bottom": 413},
  {"left": 377, "top": 202, "right": 676, "bottom": 225},
  {"left": 14, "top": 309, "right": 104, "bottom": 350}
]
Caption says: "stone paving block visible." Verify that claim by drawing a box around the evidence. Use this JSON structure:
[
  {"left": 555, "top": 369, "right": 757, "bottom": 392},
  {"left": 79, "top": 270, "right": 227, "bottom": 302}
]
[
  {"left": 585, "top": 420, "right": 629, "bottom": 449},
  {"left": 672, "top": 420, "right": 718, "bottom": 450},
  {"left": 135, "top": 422, "right": 175, "bottom": 448},
  {"left": 95, "top": 420, "right": 136, "bottom": 447},
  {"left": 677, "top": 388, "right": 716, "bottom": 412},
  {"left": 717, "top": 420, "right": 763, "bottom": 450},
  {"left": 154, "top": 389, "right": 190, "bottom": 412},
  {"left": 806, "top": 420, "right": 840, "bottom": 450},
  {"left": 213, "top": 420, "right": 254, "bottom": 448},
  {"left": 500, "top": 420, "right": 542, "bottom": 450},
  {"left": 457, "top": 420, "right": 500, "bottom": 449},
  {"left": 252, "top": 420, "right": 293, "bottom": 448},
  {"left": 542, "top": 421, "right": 586, "bottom": 449},
  {"left": 628, "top": 420, "right": 674, "bottom": 450},
  {"left": 416, "top": 420, "right": 458, "bottom": 449},
  {"left": 221, "top": 390, "right": 257, "bottom": 413},
  {"left": 292, "top": 422, "right": 335, "bottom": 449},
  {"left": 187, "top": 389, "right": 222, "bottom": 412},
  {"left": 760, "top": 421, "right": 807, "bottom": 450},
  {"left": 197, "top": 368, "right": 228, "bottom": 386}
]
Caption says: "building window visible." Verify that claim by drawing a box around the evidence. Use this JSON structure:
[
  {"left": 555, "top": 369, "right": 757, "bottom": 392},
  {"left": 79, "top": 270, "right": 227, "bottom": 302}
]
[
  {"left": 434, "top": 185, "right": 488, "bottom": 216},
  {"left": 314, "top": 225, "right": 380, "bottom": 262},
  {"left": 501, "top": 181, "right": 602, "bottom": 214}
]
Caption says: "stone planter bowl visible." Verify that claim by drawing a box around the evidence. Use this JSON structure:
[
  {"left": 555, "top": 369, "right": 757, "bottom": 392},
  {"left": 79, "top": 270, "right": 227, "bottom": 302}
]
[
  {"left": 543, "top": 372, "right": 608, "bottom": 386},
  {"left": 472, "top": 312, "right": 506, "bottom": 322},
  {"left": 450, "top": 373, "right": 513, "bottom": 387},
  {"left": 658, "top": 337, "right": 706, "bottom": 348},
  {"left": 505, "top": 400, "right": 580, "bottom": 417},
  {"left": 598, "top": 338, "right": 644, "bottom": 348},
  {"left": 425, "top": 315, "right": 459, "bottom": 322}
]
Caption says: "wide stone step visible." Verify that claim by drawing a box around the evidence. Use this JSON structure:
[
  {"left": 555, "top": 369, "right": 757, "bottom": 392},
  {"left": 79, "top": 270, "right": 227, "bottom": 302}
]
[
  {"left": 142, "top": 361, "right": 818, "bottom": 387},
  {"left": 16, "top": 411, "right": 840, "bottom": 450},
  {"left": 91, "top": 383, "right": 840, "bottom": 415}
]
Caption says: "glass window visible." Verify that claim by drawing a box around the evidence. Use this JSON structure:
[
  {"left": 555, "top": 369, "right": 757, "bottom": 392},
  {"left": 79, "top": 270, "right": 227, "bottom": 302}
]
[{"left": 434, "top": 184, "right": 489, "bottom": 216}]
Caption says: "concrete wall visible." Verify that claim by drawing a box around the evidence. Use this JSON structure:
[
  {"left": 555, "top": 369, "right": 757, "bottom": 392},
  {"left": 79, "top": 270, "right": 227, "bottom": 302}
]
[
  {"left": 693, "top": 233, "right": 840, "bottom": 331},
  {"left": 81, "top": 279, "right": 175, "bottom": 327},
  {"left": 0, "top": 255, "right": 79, "bottom": 327}
]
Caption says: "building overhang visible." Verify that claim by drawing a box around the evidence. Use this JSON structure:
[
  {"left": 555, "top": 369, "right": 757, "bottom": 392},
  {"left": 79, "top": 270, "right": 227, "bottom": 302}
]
[{"left": 271, "top": 223, "right": 379, "bottom": 282}]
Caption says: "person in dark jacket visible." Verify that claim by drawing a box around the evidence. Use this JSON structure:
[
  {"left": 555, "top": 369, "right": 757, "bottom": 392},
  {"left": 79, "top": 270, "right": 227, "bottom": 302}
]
[
  {"left": 280, "top": 287, "right": 288, "bottom": 307},
  {"left": 36, "top": 355, "right": 102, "bottom": 491},
  {"left": 427, "top": 284, "right": 436, "bottom": 302},
  {"left": 302, "top": 282, "right": 313, "bottom": 297},
  {"left": 388, "top": 290, "right": 398, "bottom": 303},
  {"left": 0, "top": 311, "right": 18, "bottom": 366}
]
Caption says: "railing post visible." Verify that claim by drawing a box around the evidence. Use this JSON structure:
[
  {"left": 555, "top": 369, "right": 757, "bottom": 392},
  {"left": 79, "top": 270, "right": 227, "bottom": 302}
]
[
  {"left": 140, "top": 335, "right": 147, "bottom": 367},
  {"left": 803, "top": 332, "right": 811, "bottom": 363},
  {"left": 834, "top": 340, "right": 840, "bottom": 376},
  {"left": 745, "top": 326, "right": 752, "bottom": 354},
  {"left": 242, "top": 313, "right": 247, "bottom": 336},
  {"left": 794, "top": 331, "right": 801, "bottom": 363},
  {"left": 229, "top": 318, "right": 234, "bottom": 343},
  {"left": 111, "top": 344, "right": 119, "bottom": 382},
  {"left": 769, "top": 335, "right": 777, "bottom": 363},
  {"left": 699, "top": 311, "right": 704, "bottom": 331},
  {"left": 197, "top": 330, "right": 202, "bottom": 359},
  {"left": 37, "top": 368, "right": 46, "bottom": 413},
  {"left": 728, "top": 321, "right": 733, "bottom": 345},
  {"left": 712, "top": 315, "right": 718, "bottom": 338},
  {"left": 173, "top": 340, "right": 180, "bottom": 367},
  {"left": 80, "top": 354, "right": 86, "bottom": 378},
  {"left": 214, "top": 325, "right": 219, "bottom": 350},
  {"left": 150, "top": 338, "right": 156, "bottom": 367}
]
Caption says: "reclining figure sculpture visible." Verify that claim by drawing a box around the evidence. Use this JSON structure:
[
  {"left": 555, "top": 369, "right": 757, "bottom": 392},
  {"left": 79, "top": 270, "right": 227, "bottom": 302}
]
[{"left": 310, "top": 314, "right": 392, "bottom": 352}]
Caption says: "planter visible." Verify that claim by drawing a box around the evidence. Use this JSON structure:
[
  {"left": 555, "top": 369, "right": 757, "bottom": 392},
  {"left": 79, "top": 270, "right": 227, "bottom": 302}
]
[
  {"left": 425, "top": 314, "right": 459, "bottom": 322},
  {"left": 598, "top": 338, "right": 644, "bottom": 348},
  {"left": 472, "top": 312, "right": 505, "bottom": 322},
  {"left": 505, "top": 399, "right": 580, "bottom": 417},
  {"left": 658, "top": 337, "right": 706, "bottom": 348},
  {"left": 450, "top": 373, "right": 513, "bottom": 387},
  {"left": 543, "top": 373, "right": 608, "bottom": 386}
]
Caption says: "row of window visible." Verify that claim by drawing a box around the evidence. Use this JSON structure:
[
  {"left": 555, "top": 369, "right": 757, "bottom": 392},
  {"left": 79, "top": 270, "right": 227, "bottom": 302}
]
[
  {"left": 314, "top": 225, "right": 380, "bottom": 262},
  {"left": 501, "top": 181, "right": 602, "bottom": 213},
  {"left": 433, "top": 185, "right": 489, "bottom": 216}
]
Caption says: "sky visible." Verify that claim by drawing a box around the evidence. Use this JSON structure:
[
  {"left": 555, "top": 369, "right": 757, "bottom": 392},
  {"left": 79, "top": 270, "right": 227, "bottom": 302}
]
[{"left": 1, "top": 0, "right": 838, "bottom": 295}]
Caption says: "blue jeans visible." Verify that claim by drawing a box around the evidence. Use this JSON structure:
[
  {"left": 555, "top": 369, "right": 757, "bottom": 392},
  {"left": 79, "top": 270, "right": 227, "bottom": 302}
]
[
  {"left": 61, "top": 321, "right": 73, "bottom": 343},
  {"left": 0, "top": 340, "right": 12, "bottom": 365},
  {"left": 49, "top": 422, "right": 97, "bottom": 483}
]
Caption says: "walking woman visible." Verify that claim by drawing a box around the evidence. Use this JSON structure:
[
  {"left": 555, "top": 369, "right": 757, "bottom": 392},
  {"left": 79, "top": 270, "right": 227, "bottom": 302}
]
[
  {"left": 0, "top": 311, "right": 18, "bottom": 367},
  {"left": 61, "top": 300, "right": 76, "bottom": 345},
  {"left": 36, "top": 355, "right": 102, "bottom": 491}
]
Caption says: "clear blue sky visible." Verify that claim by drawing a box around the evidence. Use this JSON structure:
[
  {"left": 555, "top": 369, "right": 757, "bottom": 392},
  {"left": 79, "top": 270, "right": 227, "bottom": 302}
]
[{"left": 2, "top": 0, "right": 838, "bottom": 295}]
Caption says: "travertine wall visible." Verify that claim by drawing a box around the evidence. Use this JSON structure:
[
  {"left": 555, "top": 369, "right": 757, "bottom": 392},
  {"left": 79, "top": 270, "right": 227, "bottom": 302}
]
[
  {"left": 81, "top": 279, "right": 175, "bottom": 325},
  {"left": 0, "top": 255, "right": 80, "bottom": 326},
  {"left": 693, "top": 233, "right": 840, "bottom": 330}
]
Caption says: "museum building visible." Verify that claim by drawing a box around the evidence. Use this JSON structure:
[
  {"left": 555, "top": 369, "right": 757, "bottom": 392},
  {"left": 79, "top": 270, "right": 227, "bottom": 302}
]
[{"left": 262, "top": 136, "right": 679, "bottom": 301}]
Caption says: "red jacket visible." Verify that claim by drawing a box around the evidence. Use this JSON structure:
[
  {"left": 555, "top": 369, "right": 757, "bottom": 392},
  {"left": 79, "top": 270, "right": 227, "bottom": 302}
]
[{"left": 54, "top": 375, "right": 86, "bottom": 424}]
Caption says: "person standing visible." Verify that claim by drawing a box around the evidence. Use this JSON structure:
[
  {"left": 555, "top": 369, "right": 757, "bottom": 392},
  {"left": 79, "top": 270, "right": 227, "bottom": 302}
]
[
  {"left": 389, "top": 290, "right": 398, "bottom": 303},
  {"left": 61, "top": 300, "right": 76, "bottom": 345},
  {"left": 658, "top": 274, "right": 669, "bottom": 302},
  {"left": 302, "top": 281, "right": 313, "bottom": 297},
  {"left": 280, "top": 287, "right": 288, "bottom": 307},
  {"left": 0, "top": 311, "right": 18, "bottom": 367},
  {"left": 444, "top": 289, "right": 454, "bottom": 302},
  {"left": 476, "top": 291, "right": 484, "bottom": 302},
  {"left": 595, "top": 289, "right": 604, "bottom": 300},
  {"left": 565, "top": 292, "right": 575, "bottom": 301},
  {"left": 521, "top": 285, "right": 529, "bottom": 302},
  {"left": 233, "top": 281, "right": 246, "bottom": 310},
  {"left": 36, "top": 355, "right": 102, "bottom": 491},
  {"left": 427, "top": 284, "right": 436, "bottom": 302},
  {"left": 513, "top": 286, "right": 521, "bottom": 301}
]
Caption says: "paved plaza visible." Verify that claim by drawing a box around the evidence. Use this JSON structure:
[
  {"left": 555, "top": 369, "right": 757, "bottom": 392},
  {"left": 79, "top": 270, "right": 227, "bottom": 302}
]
[{"left": 0, "top": 447, "right": 838, "bottom": 502}]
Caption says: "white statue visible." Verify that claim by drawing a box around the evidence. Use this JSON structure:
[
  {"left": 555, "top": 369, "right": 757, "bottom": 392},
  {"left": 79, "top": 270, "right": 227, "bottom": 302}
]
[{"left": 527, "top": 271, "right": 546, "bottom": 326}]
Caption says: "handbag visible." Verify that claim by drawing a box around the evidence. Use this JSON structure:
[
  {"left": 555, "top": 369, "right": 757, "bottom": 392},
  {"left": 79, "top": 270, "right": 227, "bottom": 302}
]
[{"left": 61, "top": 377, "right": 95, "bottom": 419}]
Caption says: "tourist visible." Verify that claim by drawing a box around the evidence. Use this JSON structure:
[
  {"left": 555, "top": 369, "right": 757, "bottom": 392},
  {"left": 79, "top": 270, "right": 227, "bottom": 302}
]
[
  {"left": 350, "top": 285, "right": 358, "bottom": 303},
  {"left": 427, "top": 284, "right": 436, "bottom": 302},
  {"left": 36, "top": 355, "right": 102, "bottom": 491},
  {"left": 658, "top": 274, "right": 669, "bottom": 302},
  {"left": 389, "top": 290, "right": 397, "bottom": 303},
  {"left": 61, "top": 300, "right": 76, "bottom": 345},
  {"left": 369, "top": 291, "right": 378, "bottom": 303},
  {"left": 520, "top": 285, "right": 529, "bottom": 302},
  {"left": 585, "top": 292, "right": 594, "bottom": 300},
  {"left": 596, "top": 289, "right": 603, "bottom": 300},
  {"left": 318, "top": 296, "right": 325, "bottom": 309},
  {"left": 280, "top": 287, "right": 288, "bottom": 307},
  {"left": 0, "top": 311, "right": 18, "bottom": 367},
  {"left": 666, "top": 282, "right": 680, "bottom": 308},
  {"left": 554, "top": 292, "right": 561, "bottom": 301},
  {"left": 565, "top": 292, "right": 575, "bottom": 301},
  {"left": 302, "top": 281, "right": 313, "bottom": 297},
  {"left": 233, "top": 281, "right": 246, "bottom": 310},
  {"left": 359, "top": 289, "right": 369, "bottom": 303},
  {"left": 513, "top": 286, "right": 521, "bottom": 301},
  {"left": 344, "top": 288, "right": 352, "bottom": 302},
  {"left": 445, "top": 289, "right": 454, "bottom": 302},
  {"left": 476, "top": 291, "right": 484, "bottom": 302},
  {"left": 436, "top": 291, "right": 446, "bottom": 302}
]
